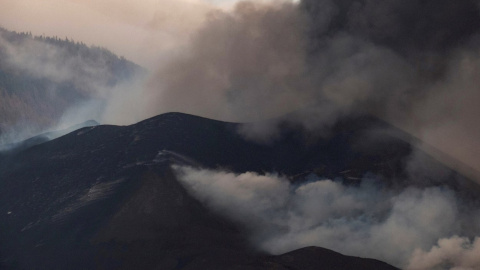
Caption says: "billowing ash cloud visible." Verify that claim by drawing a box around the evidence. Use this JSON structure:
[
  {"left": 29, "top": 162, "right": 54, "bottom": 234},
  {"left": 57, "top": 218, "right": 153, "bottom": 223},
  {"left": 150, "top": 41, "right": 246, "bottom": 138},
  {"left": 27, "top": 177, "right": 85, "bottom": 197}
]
[
  {"left": 146, "top": 1, "right": 310, "bottom": 122},
  {"left": 144, "top": 0, "right": 480, "bottom": 180},
  {"left": 174, "top": 165, "right": 480, "bottom": 269},
  {"left": 298, "top": 0, "right": 480, "bottom": 180},
  {"left": 146, "top": 0, "right": 480, "bottom": 121},
  {"left": 2, "top": 0, "right": 479, "bottom": 176}
]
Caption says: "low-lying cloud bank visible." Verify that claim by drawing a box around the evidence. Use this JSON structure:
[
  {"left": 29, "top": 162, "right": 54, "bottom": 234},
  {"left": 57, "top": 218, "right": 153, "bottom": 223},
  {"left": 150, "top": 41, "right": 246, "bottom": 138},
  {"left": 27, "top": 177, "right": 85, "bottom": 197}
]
[{"left": 174, "top": 165, "right": 480, "bottom": 269}]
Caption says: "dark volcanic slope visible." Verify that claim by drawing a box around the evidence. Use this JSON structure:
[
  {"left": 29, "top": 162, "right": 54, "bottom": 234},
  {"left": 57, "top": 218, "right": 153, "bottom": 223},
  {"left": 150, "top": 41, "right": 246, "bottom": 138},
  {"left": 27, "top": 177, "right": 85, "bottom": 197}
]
[
  {"left": 1, "top": 112, "right": 474, "bottom": 269},
  {"left": 0, "top": 120, "right": 99, "bottom": 154}
]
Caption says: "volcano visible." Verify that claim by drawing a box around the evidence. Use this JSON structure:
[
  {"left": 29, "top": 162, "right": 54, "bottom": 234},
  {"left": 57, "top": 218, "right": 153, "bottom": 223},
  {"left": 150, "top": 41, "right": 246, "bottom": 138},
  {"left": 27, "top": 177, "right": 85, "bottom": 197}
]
[{"left": 0, "top": 112, "right": 477, "bottom": 269}]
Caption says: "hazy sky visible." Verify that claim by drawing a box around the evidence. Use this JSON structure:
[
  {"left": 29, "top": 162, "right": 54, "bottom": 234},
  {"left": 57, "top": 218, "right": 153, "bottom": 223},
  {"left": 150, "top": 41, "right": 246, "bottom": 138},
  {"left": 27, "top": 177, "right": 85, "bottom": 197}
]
[{"left": 0, "top": 0, "right": 246, "bottom": 68}]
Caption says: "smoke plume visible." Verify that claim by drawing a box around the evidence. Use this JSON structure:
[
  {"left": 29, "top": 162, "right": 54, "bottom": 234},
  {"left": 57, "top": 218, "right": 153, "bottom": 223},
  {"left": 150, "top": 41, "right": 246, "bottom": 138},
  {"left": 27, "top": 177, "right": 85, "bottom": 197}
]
[
  {"left": 144, "top": 0, "right": 480, "bottom": 180},
  {"left": 2, "top": 0, "right": 479, "bottom": 176},
  {"left": 146, "top": 0, "right": 309, "bottom": 122},
  {"left": 408, "top": 236, "right": 480, "bottom": 270},
  {"left": 174, "top": 165, "right": 480, "bottom": 269},
  {"left": 1, "top": 0, "right": 480, "bottom": 268}
]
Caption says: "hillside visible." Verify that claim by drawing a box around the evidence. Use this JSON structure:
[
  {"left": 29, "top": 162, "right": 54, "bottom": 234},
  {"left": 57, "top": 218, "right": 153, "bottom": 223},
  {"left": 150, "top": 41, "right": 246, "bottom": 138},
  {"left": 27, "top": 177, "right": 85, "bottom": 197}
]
[
  {"left": 0, "top": 27, "right": 141, "bottom": 143},
  {"left": 1, "top": 112, "right": 478, "bottom": 269}
]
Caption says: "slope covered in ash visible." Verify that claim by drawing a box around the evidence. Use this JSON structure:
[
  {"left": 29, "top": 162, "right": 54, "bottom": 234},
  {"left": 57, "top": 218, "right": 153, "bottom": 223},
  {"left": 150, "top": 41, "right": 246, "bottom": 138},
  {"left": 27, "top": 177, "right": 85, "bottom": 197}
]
[
  {"left": 0, "top": 112, "right": 476, "bottom": 269},
  {"left": 0, "top": 120, "right": 99, "bottom": 154}
]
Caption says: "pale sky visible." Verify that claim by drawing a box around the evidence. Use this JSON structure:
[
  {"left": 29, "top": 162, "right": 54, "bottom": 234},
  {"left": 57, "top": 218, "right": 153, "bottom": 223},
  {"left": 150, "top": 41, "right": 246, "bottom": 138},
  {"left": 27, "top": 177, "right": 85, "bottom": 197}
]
[{"left": 0, "top": 0, "right": 247, "bottom": 68}]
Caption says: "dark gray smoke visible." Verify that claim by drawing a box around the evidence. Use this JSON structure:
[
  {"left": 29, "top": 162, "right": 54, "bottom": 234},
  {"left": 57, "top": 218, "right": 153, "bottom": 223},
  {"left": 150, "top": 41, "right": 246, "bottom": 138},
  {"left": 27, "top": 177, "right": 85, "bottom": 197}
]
[
  {"left": 146, "top": 1, "right": 310, "bottom": 122},
  {"left": 145, "top": 0, "right": 480, "bottom": 181},
  {"left": 298, "top": 0, "right": 480, "bottom": 181},
  {"left": 303, "top": 0, "right": 480, "bottom": 54},
  {"left": 301, "top": 0, "right": 480, "bottom": 119}
]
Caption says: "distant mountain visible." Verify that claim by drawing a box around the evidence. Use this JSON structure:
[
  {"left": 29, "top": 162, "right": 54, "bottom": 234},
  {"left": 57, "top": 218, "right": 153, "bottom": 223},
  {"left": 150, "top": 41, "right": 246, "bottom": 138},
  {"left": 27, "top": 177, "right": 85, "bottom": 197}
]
[
  {"left": 0, "top": 27, "right": 141, "bottom": 143},
  {"left": 1, "top": 112, "right": 478, "bottom": 269}
]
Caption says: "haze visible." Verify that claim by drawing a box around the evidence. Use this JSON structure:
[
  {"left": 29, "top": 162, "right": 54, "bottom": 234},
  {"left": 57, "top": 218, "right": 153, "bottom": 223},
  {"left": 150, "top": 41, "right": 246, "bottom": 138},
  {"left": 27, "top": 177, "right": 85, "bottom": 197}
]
[{"left": 0, "top": 0, "right": 242, "bottom": 68}]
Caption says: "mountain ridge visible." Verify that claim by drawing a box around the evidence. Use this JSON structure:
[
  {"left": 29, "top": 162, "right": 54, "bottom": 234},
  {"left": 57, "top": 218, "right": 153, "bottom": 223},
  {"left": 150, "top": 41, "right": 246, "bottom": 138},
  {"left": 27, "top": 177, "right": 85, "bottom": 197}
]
[{"left": 1, "top": 111, "right": 478, "bottom": 269}]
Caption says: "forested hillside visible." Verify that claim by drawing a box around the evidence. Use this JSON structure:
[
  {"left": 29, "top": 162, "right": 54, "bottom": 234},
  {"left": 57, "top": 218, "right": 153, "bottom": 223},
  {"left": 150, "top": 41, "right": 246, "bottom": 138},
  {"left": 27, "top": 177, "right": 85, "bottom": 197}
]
[{"left": 0, "top": 27, "right": 141, "bottom": 143}]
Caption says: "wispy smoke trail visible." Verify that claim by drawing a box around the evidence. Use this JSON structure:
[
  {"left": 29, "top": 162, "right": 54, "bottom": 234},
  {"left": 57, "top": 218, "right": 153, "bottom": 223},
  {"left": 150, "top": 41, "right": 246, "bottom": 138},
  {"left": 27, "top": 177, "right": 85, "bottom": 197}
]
[
  {"left": 0, "top": 31, "right": 142, "bottom": 144},
  {"left": 174, "top": 165, "right": 480, "bottom": 269}
]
